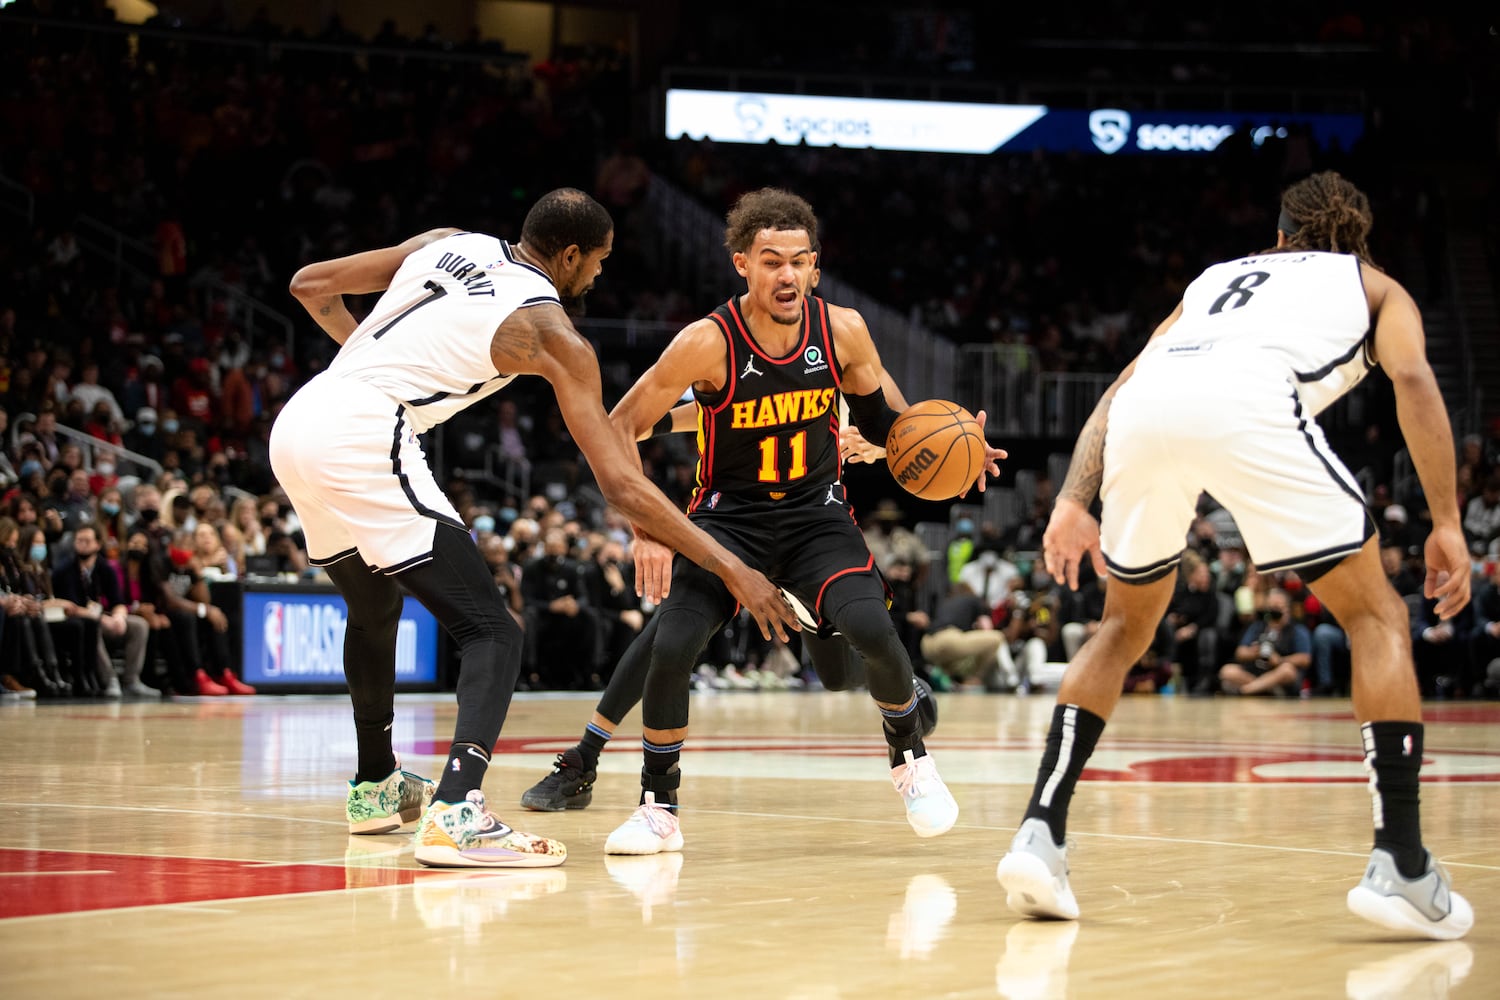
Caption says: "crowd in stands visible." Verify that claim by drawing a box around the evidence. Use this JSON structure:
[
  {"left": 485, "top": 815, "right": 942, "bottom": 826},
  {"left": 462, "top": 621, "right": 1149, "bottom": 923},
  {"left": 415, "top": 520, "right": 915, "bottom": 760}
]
[{"left": 1, "top": 5, "right": 1494, "bottom": 700}]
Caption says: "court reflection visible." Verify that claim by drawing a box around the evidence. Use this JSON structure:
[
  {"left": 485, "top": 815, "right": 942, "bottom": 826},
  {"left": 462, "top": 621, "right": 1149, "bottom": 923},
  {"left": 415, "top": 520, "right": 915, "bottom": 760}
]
[
  {"left": 995, "top": 920, "right": 1080, "bottom": 1000},
  {"left": 1345, "top": 941, "right": 1473, "bottom": 1000},
  {"left": 884, "top": 873, "right": 957, "bottom": 959}
]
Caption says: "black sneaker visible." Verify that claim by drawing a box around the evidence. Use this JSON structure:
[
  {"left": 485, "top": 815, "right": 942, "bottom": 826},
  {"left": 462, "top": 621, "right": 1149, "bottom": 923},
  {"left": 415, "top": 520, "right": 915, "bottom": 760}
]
[
  {"left": 914, "top": 676, "right": 939, "bottom": 739},
  {"left": 520, "top": 749, "right": 597, "bottom": 812}
]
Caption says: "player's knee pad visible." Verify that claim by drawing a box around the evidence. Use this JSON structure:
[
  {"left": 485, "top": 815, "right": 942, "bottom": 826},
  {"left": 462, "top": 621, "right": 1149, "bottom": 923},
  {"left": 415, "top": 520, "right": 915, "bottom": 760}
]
[
  {"left": 828, "top": 595, "right": 912, "bottom": 705},
  {"left": 641, "top": 606, "right": 717, "bottom": 729}
]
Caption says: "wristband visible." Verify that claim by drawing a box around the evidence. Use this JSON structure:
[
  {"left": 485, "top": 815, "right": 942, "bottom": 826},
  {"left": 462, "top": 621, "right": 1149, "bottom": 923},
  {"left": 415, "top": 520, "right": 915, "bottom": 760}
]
[
  {"left": 650, "top": 413, "right": 675, "bottom": 438},
  {"left": 197, "top": 602, "right": 207, "bottom": 619}
]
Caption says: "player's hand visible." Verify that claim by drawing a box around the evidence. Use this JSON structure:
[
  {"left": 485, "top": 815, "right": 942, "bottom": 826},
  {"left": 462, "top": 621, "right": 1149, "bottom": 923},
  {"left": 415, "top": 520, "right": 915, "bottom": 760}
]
[
  {"left": 1423, "top": 524, "right": 1471, "bottom": 620},
  {"left": 839, "top": 425, "right": 885, "bottom": 464},
  {"left": 958, "top": 409, "right": 1009, "bottom": 498},
  {"left": 632, "top": 534, "right": 676, "bottom": 603},
  {"left": 1043, "top": 496, "right": 1105, "bottom": 590},
  {"left": 722, "top": 560, "right": 799, "bottom": 642}
]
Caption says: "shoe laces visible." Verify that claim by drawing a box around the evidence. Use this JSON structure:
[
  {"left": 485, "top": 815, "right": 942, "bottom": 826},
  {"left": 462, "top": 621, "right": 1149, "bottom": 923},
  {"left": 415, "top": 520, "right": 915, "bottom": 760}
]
[
  {"left": 630, "top": 797, "right": 679, "bottom": 838},
  {"left": 551, "top": 750, "right": 585, "bottom": 778},
  {"left": 894, "top": 753, "right": 939, "bottom": 798}
]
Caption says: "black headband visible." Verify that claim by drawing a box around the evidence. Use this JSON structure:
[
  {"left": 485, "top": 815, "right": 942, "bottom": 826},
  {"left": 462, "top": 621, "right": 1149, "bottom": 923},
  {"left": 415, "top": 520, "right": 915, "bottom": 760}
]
[{"left": 1277, "top": 209, "right": 1301, "bottom": 237}]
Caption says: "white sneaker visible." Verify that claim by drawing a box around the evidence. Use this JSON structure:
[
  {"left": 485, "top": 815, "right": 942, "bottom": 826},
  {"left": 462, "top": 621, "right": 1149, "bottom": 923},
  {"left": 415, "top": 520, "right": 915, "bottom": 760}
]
[
  {"left": 891, "top": 750, "right": 958, "bottom": 838},
  {"left": 121, "top": 681, "right": 158, "bottom": 698},
  {"left": 1347, "top": 848, "right": 1473, "bottom": 940},
  {"left": 102, "top": 678, "right": 122, "bottom": 698},
  {"left": 604, "top": 792, "right": 684, "bottom": 855},
  {"left": 997, "top": 817, "right": 1079, "bottom": 920}
]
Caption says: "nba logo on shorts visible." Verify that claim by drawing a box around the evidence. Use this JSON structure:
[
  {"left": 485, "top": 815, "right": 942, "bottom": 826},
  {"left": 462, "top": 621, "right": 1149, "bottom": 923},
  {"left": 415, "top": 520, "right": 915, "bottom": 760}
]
[
  {"left": 707, "top": 491, "right": 721, "bottom": 509},
  {"left": 263, "top": 601, "right": 285, "bottom": 676}
]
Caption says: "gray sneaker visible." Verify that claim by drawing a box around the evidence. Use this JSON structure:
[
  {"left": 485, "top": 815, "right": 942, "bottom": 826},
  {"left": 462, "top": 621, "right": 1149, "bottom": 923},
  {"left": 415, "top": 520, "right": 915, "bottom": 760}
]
[
  {"left": 1347, "top": 849, "right": 1473, "bottom": 940},
  {"left": 996, "top": 817, "right": 1079, "bottom": 920}
]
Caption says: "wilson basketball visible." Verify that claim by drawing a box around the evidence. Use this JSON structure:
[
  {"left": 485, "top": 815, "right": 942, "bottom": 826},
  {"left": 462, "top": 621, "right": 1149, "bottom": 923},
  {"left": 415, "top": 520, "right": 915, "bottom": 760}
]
[{"left": 885, "top": 400, "right": 986, "bottom": 501}]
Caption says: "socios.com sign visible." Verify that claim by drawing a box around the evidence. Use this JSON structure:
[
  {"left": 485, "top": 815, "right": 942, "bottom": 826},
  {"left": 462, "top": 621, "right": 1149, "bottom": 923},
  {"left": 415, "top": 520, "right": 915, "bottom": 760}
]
[
  {"left": 666, "top": 89, "right": 1046, "bottom": 154},
  {"left": 242, "top": 587, "right": 439, "bottom": 687},
  {"left": 665, "top": 89, "right": 1362, "bottom": 157}
]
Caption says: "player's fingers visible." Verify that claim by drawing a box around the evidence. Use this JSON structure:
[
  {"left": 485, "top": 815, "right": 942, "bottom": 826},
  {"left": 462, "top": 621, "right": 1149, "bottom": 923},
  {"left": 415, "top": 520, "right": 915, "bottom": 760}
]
[
  {"left": 1065, "top": 553, "right": 1080, "bottom": 591},
  {"left": 1089, "top": 545, "right": 1108, "bottom": 581}
]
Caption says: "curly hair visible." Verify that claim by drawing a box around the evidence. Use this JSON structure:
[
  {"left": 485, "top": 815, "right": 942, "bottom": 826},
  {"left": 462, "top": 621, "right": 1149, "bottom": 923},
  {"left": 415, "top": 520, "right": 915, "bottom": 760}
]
[
  {"left": 723, "top": 188, "right": 819, "bottom": 255},
  {"left": 1268, "top": 171, "right": 1378, "bottom": 267}
]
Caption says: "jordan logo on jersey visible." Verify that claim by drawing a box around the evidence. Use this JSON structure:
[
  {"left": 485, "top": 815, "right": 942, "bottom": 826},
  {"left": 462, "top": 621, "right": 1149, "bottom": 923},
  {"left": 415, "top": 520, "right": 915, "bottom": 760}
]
[
  {"left": 824, "top": 484, "right": 843, "bottom": 505},
  {"left": 741, "top": 357, "right": 764, "bottom": 378}
]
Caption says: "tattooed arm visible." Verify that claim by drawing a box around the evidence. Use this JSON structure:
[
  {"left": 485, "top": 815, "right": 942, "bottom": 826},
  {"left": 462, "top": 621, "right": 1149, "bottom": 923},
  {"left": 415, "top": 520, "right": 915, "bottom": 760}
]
[
  {"left": 1045, "top": 302, "right": 1182, "bottom": 588},
  {"left": 289, "top": 227, "right": 462, "bottom": 345}
]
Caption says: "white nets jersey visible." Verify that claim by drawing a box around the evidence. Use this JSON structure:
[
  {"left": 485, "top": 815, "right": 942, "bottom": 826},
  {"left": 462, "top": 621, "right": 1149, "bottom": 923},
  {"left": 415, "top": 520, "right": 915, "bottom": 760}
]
[
  {"left": 325, "top": 232, "right": 560, "bottom": 433},
  {"left": 1134, "top": 250, "right": 1373, "bottom": 415}
]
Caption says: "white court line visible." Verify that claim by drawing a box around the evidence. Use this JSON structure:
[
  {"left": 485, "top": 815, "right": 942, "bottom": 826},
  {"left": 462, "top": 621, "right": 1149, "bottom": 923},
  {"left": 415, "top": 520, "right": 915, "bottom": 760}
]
[{"left": 0, "top": 800, "right": 347, "bottom": 828}]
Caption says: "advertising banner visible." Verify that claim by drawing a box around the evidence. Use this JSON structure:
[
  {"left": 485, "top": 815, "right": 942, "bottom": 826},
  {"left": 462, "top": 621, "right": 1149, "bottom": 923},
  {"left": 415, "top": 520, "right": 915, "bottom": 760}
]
[
  {"left": 242, "top": 587, "right": 440, "bottom": 688},
  {"left": 665, "top": 89, "right": 1362, "bottom": 156}
]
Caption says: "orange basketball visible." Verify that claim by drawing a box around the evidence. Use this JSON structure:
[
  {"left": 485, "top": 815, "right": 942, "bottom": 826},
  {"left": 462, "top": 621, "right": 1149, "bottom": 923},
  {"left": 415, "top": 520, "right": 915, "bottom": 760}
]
[{"left": 885, "top": 400, "right": 987, "bottom": 501}]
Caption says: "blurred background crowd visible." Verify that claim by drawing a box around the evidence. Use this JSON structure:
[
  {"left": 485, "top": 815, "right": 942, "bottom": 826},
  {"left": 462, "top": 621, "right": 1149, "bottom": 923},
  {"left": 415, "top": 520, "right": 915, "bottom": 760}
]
[{"left": 0, "top": 0, "right": 1496, "bottom": 701}]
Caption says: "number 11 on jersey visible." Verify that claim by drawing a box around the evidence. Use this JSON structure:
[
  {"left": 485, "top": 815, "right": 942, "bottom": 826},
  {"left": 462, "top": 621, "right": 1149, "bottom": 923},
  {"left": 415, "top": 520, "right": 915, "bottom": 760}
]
[{"left": 757, "top": 430, "right": 808, "bottom": 483}]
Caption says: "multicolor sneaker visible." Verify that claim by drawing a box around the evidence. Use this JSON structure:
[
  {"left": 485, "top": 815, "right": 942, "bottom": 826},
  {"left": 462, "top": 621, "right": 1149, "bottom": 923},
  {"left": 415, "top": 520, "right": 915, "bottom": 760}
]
[
  {"left": 520, "top": 749, "right": 597, "bottom": 812},
  {"left": 414, "top": 790, "right": 567, "bottom": 868},
  {"left": 997, "top": 817, "right": 1079, "bottom": 920},
  {"left": 1347, "top": 848, "right": 1473, "bottom": 940},
  {"left": 891, "top": 750, "right": 958, "bottom": 838},
  {"left": 345, "top": 758, "right": 437, "bottom": 835},
  {"left": 604, "top": 792, "right": 684, "bottom": 855}
]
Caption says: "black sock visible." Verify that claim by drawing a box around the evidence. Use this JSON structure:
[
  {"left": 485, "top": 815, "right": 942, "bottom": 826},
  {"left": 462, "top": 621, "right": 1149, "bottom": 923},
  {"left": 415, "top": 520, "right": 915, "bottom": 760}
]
[
  {"left": 576, "top": 722, "right": 611, "bottom": 771},
  {"left": 354, "top": 715, "right": 397, "bottom": 785},
  {"left": 1023, "top": 704, "right": 1107, "bottom": 844},
  {"left": 434, "top": 741, "right": 490, "bottom": 804},
  {"left": 642, "top": 738, "right": 682, "bottom": 809},
  {"left": 1362, "top": 721, "right": 1426, "bottom": 878},
  {"left": 881, "top": 690, "right": 926, "bottom": 767}
]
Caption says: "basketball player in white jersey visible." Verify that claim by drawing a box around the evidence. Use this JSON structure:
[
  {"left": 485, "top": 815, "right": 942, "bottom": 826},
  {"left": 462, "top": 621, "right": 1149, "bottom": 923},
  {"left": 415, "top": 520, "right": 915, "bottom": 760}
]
[
  {"left": 271, "top": 188, "right": 797, "bottom": 868},
  {"left": 995, "top": 171, "right": 1473, "bottom": 939}
]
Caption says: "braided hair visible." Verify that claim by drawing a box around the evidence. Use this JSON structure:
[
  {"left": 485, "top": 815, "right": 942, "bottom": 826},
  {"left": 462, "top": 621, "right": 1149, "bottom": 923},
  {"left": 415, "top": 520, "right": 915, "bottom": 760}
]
[{"left": 1269, "top": 171, "right": 1379, "bottom": 268}]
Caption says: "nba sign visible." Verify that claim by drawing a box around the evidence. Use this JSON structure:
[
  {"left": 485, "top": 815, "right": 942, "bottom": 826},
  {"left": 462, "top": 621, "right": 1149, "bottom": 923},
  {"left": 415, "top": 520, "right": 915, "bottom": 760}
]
[{"left": 242, "top": 585, "right": 439, "bottom": 688}]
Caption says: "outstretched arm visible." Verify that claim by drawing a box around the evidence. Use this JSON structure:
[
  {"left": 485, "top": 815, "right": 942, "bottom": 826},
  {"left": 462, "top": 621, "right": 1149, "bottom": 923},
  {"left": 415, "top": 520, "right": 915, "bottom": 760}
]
[{"left": 289, "top": 227, "right": 462, "bottom": 345}]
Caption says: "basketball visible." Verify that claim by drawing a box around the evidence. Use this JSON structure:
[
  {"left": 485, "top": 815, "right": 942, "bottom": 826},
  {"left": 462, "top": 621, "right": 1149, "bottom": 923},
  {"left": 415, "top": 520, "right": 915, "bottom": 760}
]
[{"left": 885, "top": 400, "right": 987, "bottom": 500}]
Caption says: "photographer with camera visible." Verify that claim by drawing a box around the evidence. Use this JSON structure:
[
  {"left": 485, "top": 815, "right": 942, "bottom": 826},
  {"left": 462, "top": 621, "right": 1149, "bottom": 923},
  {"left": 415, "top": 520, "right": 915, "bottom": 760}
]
[{"left": 1219, "top": 587, "right": 1311, "bottom": 696}]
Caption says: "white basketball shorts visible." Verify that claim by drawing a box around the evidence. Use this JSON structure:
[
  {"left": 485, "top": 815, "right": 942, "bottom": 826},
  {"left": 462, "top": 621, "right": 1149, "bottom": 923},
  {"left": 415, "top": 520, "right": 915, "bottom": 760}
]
[
  {"left": 269, "top": 373, "right": 465, "bottom": 574},
  {"left": 1099, "top": 362, "right": 1372, "bottom": 583}
]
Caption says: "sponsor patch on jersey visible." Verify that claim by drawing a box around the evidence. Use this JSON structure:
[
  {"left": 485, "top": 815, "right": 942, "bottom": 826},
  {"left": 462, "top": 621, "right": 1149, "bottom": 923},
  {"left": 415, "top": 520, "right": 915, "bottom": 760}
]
[
  {"left": 802, "top": 345, "right": 828, "bottom": 374},
  {"left": 1166, "top": 343, "right": 1213, "bottom": 355}
]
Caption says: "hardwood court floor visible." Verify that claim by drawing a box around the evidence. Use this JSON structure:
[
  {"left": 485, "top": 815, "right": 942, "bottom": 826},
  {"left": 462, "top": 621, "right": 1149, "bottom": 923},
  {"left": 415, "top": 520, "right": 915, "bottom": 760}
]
[{"left": 1, "top": 689, "right": 1495, "bottom": 999}]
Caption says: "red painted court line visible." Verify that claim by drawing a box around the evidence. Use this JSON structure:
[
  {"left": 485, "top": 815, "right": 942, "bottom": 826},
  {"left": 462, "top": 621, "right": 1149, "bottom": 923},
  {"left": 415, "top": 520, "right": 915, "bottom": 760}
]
[{"left": 0, "top": 848, "right": 417, "bottom": 920}]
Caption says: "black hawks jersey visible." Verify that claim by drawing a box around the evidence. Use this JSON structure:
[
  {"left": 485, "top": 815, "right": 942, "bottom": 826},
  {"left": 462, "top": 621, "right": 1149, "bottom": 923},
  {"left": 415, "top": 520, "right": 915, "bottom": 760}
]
[{"left": 688, "top": 295, "right": 844, "bottom": 510}]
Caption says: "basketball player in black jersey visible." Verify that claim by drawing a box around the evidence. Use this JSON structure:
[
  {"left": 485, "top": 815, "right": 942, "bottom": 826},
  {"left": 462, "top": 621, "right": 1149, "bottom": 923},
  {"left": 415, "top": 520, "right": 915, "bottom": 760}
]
[
  {"left": 520, "top": 249, "right": 937, "bottom": 816},
  {"left": 590, "top": 188, "right": 1004, "bottom": 854}
]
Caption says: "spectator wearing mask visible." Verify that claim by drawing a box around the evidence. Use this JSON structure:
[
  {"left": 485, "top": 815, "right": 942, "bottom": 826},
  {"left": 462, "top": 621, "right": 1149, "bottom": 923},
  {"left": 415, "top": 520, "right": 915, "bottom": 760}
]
[
  {"left": 124, "top": 407, "right": 166, "bottom": 465},
  {"left": 1220, "top": 588, "right": 1311, "bottom": 696}
]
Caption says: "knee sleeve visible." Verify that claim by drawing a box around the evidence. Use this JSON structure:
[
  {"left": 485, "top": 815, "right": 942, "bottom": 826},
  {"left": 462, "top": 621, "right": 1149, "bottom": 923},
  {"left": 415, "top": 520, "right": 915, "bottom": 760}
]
[
  {"left": 826, "top": 587, "right": 913, "bottom": 706},
  {"left": 641, "top": 605, "right": 721, "bottom": 731},
  {"left": 805, "top": 631, "right": 863, "bottom": 691},
  {"left": 324, "top": 554, "right": 404, "bottom": 725}
]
